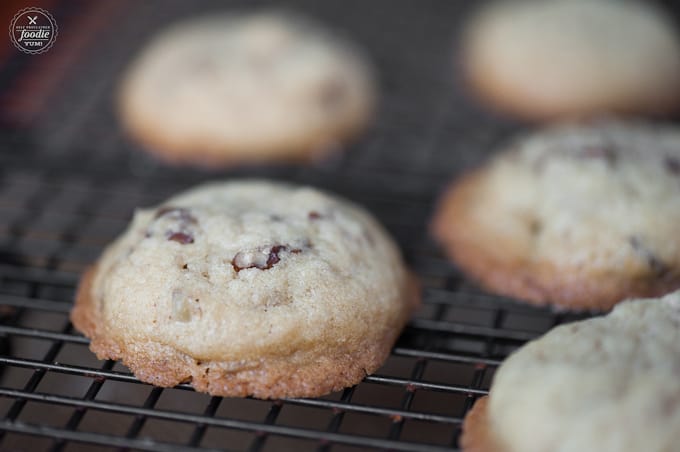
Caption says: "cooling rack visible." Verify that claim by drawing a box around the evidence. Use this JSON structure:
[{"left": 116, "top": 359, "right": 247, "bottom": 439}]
[{"left": 0, "top": 0, "right": 591, "bottom": 450}]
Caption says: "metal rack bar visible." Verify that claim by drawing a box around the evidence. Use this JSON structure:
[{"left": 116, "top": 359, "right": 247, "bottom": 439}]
[
  {"left": 0, "top": 389, "right": 456, "bottom": 452},
  {"left": 48, "top": 360, "right": 116, "bottom": 452}
]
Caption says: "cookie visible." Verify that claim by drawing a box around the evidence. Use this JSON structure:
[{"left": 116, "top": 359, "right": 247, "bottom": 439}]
[
  {"left": 71, "top": 180, "right": 419, "bottom": 399},
  {"left": 462, "top": 0, "right": 680, "bottom": 120},
  {"left": 432, "top": 121, "right": 680, "bottom": 310},
  {"left": 461, "top": 290, "right": 680, "bottom": 452},
  {"left": 119, "top": 11, "right": 376, "bottom": 166}
]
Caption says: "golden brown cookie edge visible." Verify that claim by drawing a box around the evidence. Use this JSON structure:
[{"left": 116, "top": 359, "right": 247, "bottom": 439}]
[
  {"left": 117, "top": 78, "right": 376, "bottom": 169},
  {"left": 71, "top": 265, "right": 420, "bottom": 399},
  {"left": 432, "top": 172, "right": 680, "bottom": 311},
  {"left": 461, "top": 396, "right": 505, "bottom": 452}
]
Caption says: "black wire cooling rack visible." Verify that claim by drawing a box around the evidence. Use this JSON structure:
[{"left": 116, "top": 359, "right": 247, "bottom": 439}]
[{"left": 0, "top": 0, "right": 595, "bottom": 450}]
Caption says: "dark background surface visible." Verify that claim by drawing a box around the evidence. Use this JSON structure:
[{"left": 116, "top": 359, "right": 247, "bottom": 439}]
[{"left": 1, "top": 0, "right": 668, "bottom": 450}]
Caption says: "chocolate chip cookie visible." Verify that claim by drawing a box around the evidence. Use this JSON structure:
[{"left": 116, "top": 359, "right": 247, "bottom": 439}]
[
  {"left": 432, "top": 120, "right": 680, "bottom": 310},
  {"left": 462, "top": 290, "right": 680, "bottom": 452},
  {"left": 462, "top": 0, "right": 680, "bottom": 120},
  {"left": 119, "top": 11, "right": 376, "bottom": 166},
  {"left": 71, "top": 181, "right": 419, "bottom": 398}
]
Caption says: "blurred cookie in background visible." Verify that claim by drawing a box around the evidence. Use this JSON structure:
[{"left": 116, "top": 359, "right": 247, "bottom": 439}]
[
  {"left": 461, "top": 0, "right": 680, "bottom": 121},
  {"left": 119, "top": 11, "right": 377, "bottom": 167},
  {"left": 432, "top": 120, "right": 680, "bottom": 311}
]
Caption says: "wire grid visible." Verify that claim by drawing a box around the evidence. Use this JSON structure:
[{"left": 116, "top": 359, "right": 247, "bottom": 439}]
[{"left": 0, "top": 1, "right": 591, "bottom": 450}]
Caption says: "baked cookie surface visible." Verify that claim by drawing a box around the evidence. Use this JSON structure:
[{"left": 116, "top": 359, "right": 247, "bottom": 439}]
[
  {"left": 462, "top": 290, "right": 680, "bottom": 452},
  {"left": 433, "top": 121, "right": 680, "bottom": 310},
  {"left": 119, "top": 11, "right": 376, "bottom": 166},
  {"left": 71, "top": 181, "right": 418, "bottom": 398},
  {"left": 462, "top": 0, "right": 680, "bottom": 120}
]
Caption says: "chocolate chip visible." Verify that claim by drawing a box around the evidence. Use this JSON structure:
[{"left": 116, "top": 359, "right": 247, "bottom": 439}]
[
  {"left": 270, "top": 214, "right": 283, "bottom": 222},
  {"left": 665, "top": 156, "right": 680, "bottom": 175},
  {"left": 167, "top": 231, "right": 194, "bottom": 244},
  {"left": 308, "top": 211, "right": 322, "bottom": 220},
  {"left": 232, "top": 244, "right": 304, "bottom": 272},
  {"left": 629, "top": 236, "right": 669, "bottom": 276},
  {"left": 266, "top": 245, "right": 284, "bottom": 268},
  {"left": 155, "top": 207, "right": 198, "bottom": 244}
]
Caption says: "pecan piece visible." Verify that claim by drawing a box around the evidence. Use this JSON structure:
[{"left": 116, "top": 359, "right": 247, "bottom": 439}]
[{"left": 232, "top": 244, "right": 303, "bottom": 272}]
